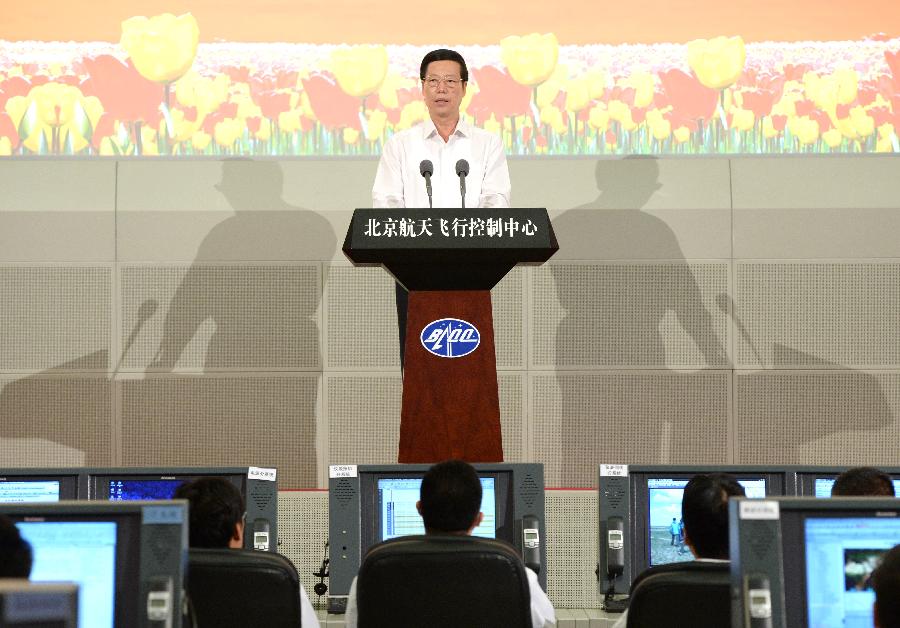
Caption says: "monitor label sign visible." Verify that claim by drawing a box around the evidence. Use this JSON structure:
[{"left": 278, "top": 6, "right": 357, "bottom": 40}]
[
  {"left": 420, "top": 318, "right": 480, "bottom": 358},
  {"left": 248, "top": 467, "right": 277, "bottom": 482},
  {"left": 329, "top": 465, "right": 358, "bottom": 479},
  {"left": 739, "top": 500, "right": 780, "bottom": 520},
  {"left": 600, "top": 464, "right": 628, "bottom": 478}
]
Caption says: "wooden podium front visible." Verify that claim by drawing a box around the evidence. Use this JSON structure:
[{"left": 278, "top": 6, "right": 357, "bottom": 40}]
[{"left": 343, "top": 209, "right": 557, "bottom": 463}]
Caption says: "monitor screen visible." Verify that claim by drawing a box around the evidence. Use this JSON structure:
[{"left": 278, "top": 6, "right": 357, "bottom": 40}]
[
  {"left": 813, "top": 477, "right": 900, "bottom": 498},
  {"left": 16, "top": 521, "right": 118, "bottom": 628},
  {"left": 377, "top": 477, "right": 497, "bottom": 540},
  {"left": 107, "top": 479, "right": 184, "bottom": 501},
  {"left": 802, "top": 516, "right": 900, "bottom": 628},
  {"left": 0, "top": 481, "right": 60, "bottom": 503},
  {"left": 647, "top": 477, "right": 766, "bottom": 566}
]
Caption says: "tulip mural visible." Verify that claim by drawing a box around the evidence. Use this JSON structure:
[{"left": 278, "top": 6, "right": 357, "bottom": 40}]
[{"left": 0, "top": 15, "right": 898, "bottom": 156}]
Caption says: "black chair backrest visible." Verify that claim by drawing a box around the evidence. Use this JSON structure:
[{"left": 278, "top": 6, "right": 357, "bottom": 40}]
[
  {"left": 357, "top": 535, "right": 533, "bottom": 628},
  {"left": 627, "top": 561, "right": 731, "bottom": 628},
  {"left": 186, "top": 548, "right": 302, "bottom": 628}
]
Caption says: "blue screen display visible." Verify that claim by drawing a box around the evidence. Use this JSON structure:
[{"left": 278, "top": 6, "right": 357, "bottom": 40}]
[
  {"left": 108, "top": 479, "right": 185, "bottom": 501},
  {"left": 814, "top": 477, "right": 900, "bottom": 498},
  {"left": 0, "top": 481, "right": 60, "bottom": 503}
]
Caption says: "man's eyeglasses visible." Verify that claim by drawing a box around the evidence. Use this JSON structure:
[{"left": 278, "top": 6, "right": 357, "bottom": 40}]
[{"left": 424, "top": 75, "right": 463, "bottom": 90}]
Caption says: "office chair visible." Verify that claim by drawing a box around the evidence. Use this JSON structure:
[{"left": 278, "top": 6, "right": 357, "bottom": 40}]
[
  {"left": 356, "top": 535, "right": 533, "bottom": 628},
  {"left": 626, "top": 560, "right": 731, "bottom": 628},
  {"left": 186, "top": 548, "right": 303, "bottom": 628}
]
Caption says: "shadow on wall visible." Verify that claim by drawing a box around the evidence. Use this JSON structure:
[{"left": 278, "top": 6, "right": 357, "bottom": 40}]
[
  {"left": 547, "top": 157, "right": 893, "bottom": 486},
  {"left": 0, "top": 161, "right": 337, "bottom": 485}
]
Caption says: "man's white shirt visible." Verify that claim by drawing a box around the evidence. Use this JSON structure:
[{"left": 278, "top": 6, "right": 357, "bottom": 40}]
[
  {"left": 372, "top": 118, "right": 511, "bottom": 209},
  {"left": 343, "top": 565, "right": 555, "bottom": 627}
]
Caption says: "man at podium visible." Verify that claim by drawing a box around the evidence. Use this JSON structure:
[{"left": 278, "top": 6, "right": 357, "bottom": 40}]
[{"left": 372, "top": 49, "right": 512, "bottom": 362}]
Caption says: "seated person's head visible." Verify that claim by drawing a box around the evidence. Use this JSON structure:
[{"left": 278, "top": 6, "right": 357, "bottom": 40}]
[
  {"left": 0, "top": 514, "right": 32, "bottom": 578},
  {"left": 872, "top": 544, "right": 900, "bottom": 628},
  {"left": 416, "top": 459, "right": 483, "bottom": 534},
  {"left": 681, "top": 473, "right": 746, "bottom": 560},
  {"left": 832, "top": 467, "right": 895, "bottom": 497},
  {"left": 174, "top": 478, "right": 245, "bottom": 549}
]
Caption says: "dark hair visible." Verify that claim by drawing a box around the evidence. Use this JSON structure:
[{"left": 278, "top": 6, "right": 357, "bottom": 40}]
[
  {"left": 419, "top": 49, "right": 469, "bottom": 83},
  {"left": 174, "top": 477, "right": 245, "bottom": 549},
  {"left": 832, "top": 467, "right": 895, "bottom": 497},
  {"left": 682, "top": 473, "right": 745, "bottom": 559},
  {"left": 873, "top": 544, "right": 900, "bottom": 628},
  {"left": 0, "top": 514, "right": 32, "bottom": 577},
  {"left": 419, "top": 460, "right": 482, "bottom": 533}
]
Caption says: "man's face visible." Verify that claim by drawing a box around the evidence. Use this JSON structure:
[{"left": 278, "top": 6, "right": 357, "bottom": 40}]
[{"left": 421, "top": 59, "right": 466, "bottom": 121}]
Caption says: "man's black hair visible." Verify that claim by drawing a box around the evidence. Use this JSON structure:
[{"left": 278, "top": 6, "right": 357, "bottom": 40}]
[
  {"left": 174, "top": 477, "right": 244, "bottom": 548},
  {"left": 682, "top": 473, "right": 745, "bottom": 559},
  {"left": 419, "top": 459, "right": 481, "bottom": 533},
  {"left": 419, "top": 49, "right": 469, "bottom": 83},
  {"left": 832, "top": 467, "right": 895, "bottom": 497},
  {"left": 0, "top": 514, "right": 32, "bottom": 577},
  {"left": 873, "top": 544, "right": 900, "bottom": 628}
]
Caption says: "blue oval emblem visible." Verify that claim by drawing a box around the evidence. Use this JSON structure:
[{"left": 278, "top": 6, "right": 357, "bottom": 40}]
[{"left": 420, "top": 318, "right": 480, "bottom": 358}]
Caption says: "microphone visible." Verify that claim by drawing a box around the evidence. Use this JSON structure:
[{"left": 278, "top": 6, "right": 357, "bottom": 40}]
[
  {"left": 419, "top": 160, "right": 433, "bottom": 208},
  {"left": 455, "top": 159, "right": 469, "bottom": 209}
]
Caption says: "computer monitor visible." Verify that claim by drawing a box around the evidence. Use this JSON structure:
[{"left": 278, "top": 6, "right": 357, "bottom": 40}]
[
  {"left": 0, "top": 501, "right": 188, "bottom": 628},
  {"left": 731, "top": 496, "right": 900, "bottom": 628},
  {"left": 793, "top": 466, "right": 900, "bottom": 497},
  {"left": 328, "top": 463, "right": 546, "bottom": 613},
  {"left": 0, "top": 471, "right": 81, "bottom": 502},
  {"left": 85, "top": 466, "right": 278, "bottom": 551},
  {"left": 598, "top": 464, "right": 796, "bottom": 596},
  {"left": 0, "top": 582, "right": 78, "bottom": 628}
]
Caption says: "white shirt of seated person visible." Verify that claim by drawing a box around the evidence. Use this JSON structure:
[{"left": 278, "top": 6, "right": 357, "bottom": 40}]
[
  {"left": 372, "top": 59, "right": 511, "bottom": 209},
  {"left": 344, "top": 503, "right": 556, "bottom": 628},
  {"left": 232, "top": 518, "right": 321, "bottom": 628}
]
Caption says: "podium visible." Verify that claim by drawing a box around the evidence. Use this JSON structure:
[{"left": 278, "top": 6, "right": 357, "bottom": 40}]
[{"left": 343, "top": 209, "right": 558, "bottom": 463}]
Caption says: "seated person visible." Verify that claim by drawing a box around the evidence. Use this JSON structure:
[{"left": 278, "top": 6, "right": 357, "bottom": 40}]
[
  {"left": 0, "top": 514, "right": 31, "bottom": 578},
  {"left": 344, "top": 459, "right": 555, "bottom": 628},
  {"left": 873, "top": 544, "right": 900, "bottom": 628},
  {"left": 174, "top": 478, "right": 319, "bottom": 627},
  {"left": 612, "top": 472, "right": 746, "bottom": 628},
  {"left": 832, "top": 467, "right": 896, "bottom": 497}
]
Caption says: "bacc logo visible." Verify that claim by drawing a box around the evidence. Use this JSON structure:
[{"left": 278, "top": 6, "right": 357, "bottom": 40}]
[{"left": 420, "top": 318, "right": 480, "bottom": 358}]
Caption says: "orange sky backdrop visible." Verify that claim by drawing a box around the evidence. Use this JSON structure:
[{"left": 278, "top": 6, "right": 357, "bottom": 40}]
[{"left": 1, "top": 0, "right": 898, "bottom": 44}]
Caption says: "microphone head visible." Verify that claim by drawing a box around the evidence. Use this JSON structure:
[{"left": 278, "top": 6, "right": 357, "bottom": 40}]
[
  {"left": 419, "top": 159, "right": 433, "bottom": 177},
  {"left": 455, "top": 159, "right": 469, "bottom": 176}
]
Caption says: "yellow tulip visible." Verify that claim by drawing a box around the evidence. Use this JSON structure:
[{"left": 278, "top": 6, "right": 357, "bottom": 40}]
[
  {"left": 822, "top": 129, "right": 843, "bottom": 148},
  {"left": 649, "top": 116, "right": 671, "bottom": 141},
  {"left": 584, "top": 69, "right": 606, "bottom": 100},
  {"left": 484, "top": 115, "right": 502, "bottom": 135},
  {"left": 536, "top": 64, "right": 567, "bottom": 109},
  {"left": 0, "top": 137, "right": 11, "bottom": 156},
  {"left": 788, "top": 116, "right": 819, "bottom": 145},
  {"left": 278, "top": 109, "right": 302, "bottom": 133},
  {"left": 565, "top": 76, "right": 591, "bottom": 113},
  {"left": 540, "top": 105, "right": 567, "bottom": 134},
  {"left": 732, "top": 107, "right": 755, "bottom": 132},
  {"left": 500, "top": 33, "right": 559, "bottom": 86},
  {"left": 330, "top": 45, "right": 388, "bottom": 98},
  {"left": 607, "top": 100, "right": 636, "bottom": 129},
  {"left": 30, "top": 83, "right": 81, "bottom": 126},
  {"left": 236, "top": 98, "right": 262, "bottom": 121},
  {"left": 254, "top": 120, "right": 271, "bottom": 141},
  {"left": 835, "top": 116, "right": 858, "bottom": 140},
  {"left": 397, "top": 100, "right": 427, "bottom": 130},
  {"left": 879, "top": 123, "right": 895, "bottom": 139},
  {"left": 673, "top": 126, "right": 691, "bottom": 143},
  {"left": 343, "top": 127, "right": 360, "bottom": 144},
  {"left": 763, "top": 116, "right": 780, "bottom": 139},
  {"left": 120, "top": 13, "right": 199, "bottom": 83},
  {"left": 624, "top": 72, "right": 655, "bottom": 109},
  {"left": 461, "top": 81, "right": 477, "bottom": 114},
  {"left": 378, "top": 73, "right": 415, "bottom": 110},
  {"left": 174, "top": 72, "right": 224, "bottom": 116},
  {"left": 588, "top": 105, "right": 609, "bottom": 132},
  {"left": 140, "top": 125, "right": 159, "bottom": 155},
  {"left": 687, "top": 36, "right": 746, "bottom": 90},
  {"left": 876, "top": 135, "right": 894, "bottom": 153},
  {"left": 365, "top": 109, "right": 387, "bottom": 141},
  {"left": 191, "top": 130, "right": 211, "bottom": 151},
  {"left": 213, "top": 117, "right": 242, "bottom": 147},
  {"left": 850, "top": 106, "right": 875, "bottom": 137}
]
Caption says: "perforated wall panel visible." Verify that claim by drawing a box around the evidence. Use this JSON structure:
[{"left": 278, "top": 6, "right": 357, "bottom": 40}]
[
  {"left": 0, "top": 376, "right": 113, "bottom": 466},
  {"left": 277, "top": 490, "right": 330, "bottom": 611},
  {"left": 532, "top": 372, "right": 730, "bottom": 488},
  {"left": 325, "top": 266, "right": 399, "bottom": 369},
  {"left": 532, "top": 263, "right": 728, "bottom": 369},
  {"left": 119, "top": 264, "right": 321, "bottom": 371},
  {"left": 119, "top": 375, "right": 318, "bottom": 487},
  {"left": 327, "top": 375, "right": 402, "bottom": 465},
  {"left": 545, "top": 490, "right": 601, "bottom": 609},
  {"left": 735, "top": 370, "right": 900, "bottom": 465},
  {"left": 0, "top": 266, "right": 110, "bottom": 371},
  {"left": 736, "top": 262, "right": 900, "bottom": 368},
  {"left": 492, "top": 268, "right": 525, "bottom": 369},
  {"left": 499, "top": 373, "right": 525, "bottom": 462}
]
